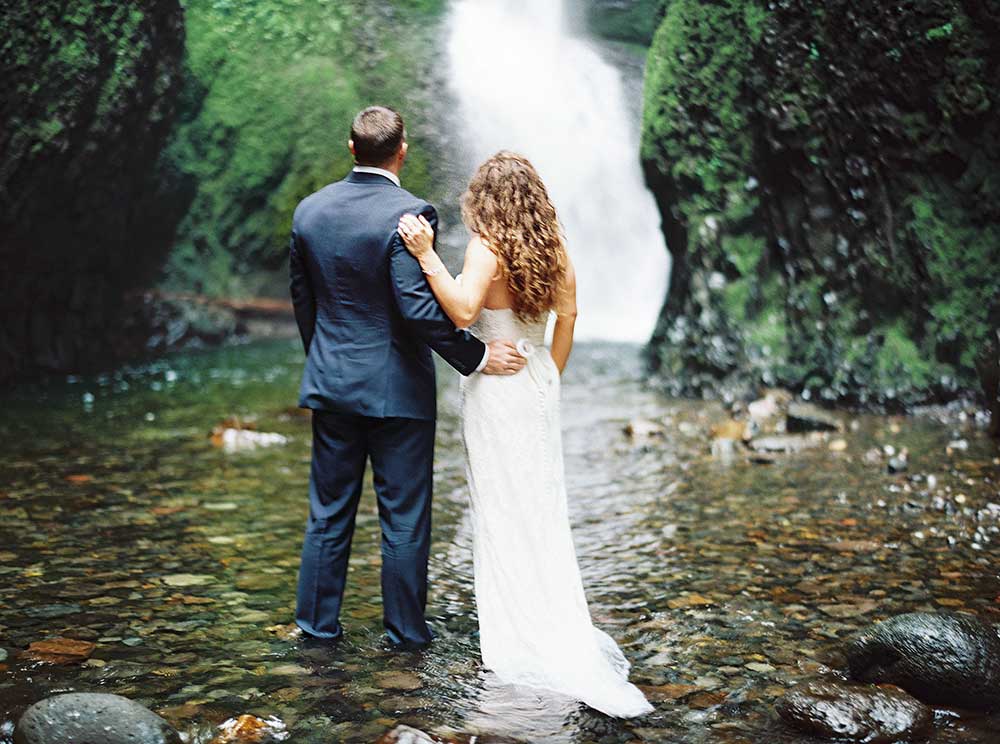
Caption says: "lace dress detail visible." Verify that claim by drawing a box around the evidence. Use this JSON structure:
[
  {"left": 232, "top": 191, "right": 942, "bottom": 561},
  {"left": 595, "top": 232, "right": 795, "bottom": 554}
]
[{"left": 459, "top": 309, "right": 652, "bottom": 718}]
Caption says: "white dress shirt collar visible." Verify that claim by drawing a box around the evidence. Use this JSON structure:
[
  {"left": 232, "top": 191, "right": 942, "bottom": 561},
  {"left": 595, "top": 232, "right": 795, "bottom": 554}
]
[{"left": 352, "top": 165, "right": 401, "bottom": 187}]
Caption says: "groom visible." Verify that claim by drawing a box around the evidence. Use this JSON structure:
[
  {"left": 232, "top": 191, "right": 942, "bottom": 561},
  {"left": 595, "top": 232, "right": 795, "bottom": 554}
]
[{"left": 289, "top": 106, "right": 525, "bottom": 648}]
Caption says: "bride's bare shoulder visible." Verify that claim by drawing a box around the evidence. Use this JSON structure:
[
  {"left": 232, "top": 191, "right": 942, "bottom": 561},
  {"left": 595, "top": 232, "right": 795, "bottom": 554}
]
[
  {"left": 465, "top": 234, "right": 499, "bottom": 268},
  {"left": 467, "top": 233, "right": 492, "bottom": 254}
]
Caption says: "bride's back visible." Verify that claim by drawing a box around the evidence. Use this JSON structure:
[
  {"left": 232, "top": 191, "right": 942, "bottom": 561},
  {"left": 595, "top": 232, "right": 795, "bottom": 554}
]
[
  {"left": 482, "top": 270, "right": 517, "bottom": 311},
  {"left": 471, "top": 307, "right": 547, "bottom": 347}
]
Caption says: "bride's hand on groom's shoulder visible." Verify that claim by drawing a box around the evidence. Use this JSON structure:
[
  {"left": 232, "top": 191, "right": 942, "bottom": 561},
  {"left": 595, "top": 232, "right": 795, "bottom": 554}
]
[{"left": 398, "top": 214, "right": 435, "bottom": 258}]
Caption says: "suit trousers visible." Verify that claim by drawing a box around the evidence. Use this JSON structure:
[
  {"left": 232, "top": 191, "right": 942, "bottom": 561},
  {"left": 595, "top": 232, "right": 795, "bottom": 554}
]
[{"left": 295, "top": 410, "right": 435, "bottom": 646}]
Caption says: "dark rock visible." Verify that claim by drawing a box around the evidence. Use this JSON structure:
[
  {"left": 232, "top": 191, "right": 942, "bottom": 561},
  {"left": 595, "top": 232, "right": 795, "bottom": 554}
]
[
  {"left": 776, "top": 680, "right": 932, "bottom": 743},
  {"left": 22, "top": 604, "right": 82, "bottom": 619},
  {"left": 975, "top": 331, "right": 1000, "bottom": 438},
  {"left": 15, "top": 693, "right": 181, "bottom": 744},
  {"left": 846, "top": 612, "right": 1000, "bottom": 710}
]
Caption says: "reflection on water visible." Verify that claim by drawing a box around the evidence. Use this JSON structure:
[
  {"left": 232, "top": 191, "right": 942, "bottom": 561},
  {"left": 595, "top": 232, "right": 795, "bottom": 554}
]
[{"left": 0, "top": 339, "right": 998, "bottom": 743}]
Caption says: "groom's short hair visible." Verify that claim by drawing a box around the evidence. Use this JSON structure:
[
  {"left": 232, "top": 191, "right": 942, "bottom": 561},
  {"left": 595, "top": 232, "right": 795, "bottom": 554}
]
[{"left": 351, "top": 106, "right": 405, "bottom": 166}]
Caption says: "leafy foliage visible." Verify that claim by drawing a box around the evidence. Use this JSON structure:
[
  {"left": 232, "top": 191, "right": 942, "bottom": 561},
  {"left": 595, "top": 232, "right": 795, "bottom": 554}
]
[
  {"left": 161, "top": 0, "right": 446, "bottom": 296},
  {"left": 642, "top": 0, "right": 1000, "bottom": 408}
]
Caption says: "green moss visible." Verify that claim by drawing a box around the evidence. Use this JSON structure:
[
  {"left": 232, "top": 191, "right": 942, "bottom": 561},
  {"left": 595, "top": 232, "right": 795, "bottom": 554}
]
[
  {"left": 925, "top": 22, "right": 953, "bottom": 41},
  {"left": 745, "top": 276, "right": 789, "bottom": 361},
  {"left": 161, "top": 0, "right": 448, "bottom": 295},
  {"left": 907, "top": 186, "right": 1000, "bottom": 371},
  {"left": 642, "top": 0, "right": 1000, "bottom": 407},
  {"left": 642, "top": 0, "right": 757, "bottom": 217},
  {"left": 874, "top": 321, "right": 939, "bottom": 391}
]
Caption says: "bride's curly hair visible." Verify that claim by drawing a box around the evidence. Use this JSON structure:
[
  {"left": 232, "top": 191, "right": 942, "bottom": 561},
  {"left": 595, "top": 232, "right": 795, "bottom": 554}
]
[{"left": 461, "top": 151, "right": 567, "bottom": 321}]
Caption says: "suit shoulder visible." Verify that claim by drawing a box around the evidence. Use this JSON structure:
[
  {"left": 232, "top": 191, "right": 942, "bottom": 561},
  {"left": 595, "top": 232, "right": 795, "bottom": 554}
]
[
  {"left": 393, "top": 188, "right": 434, "bottom": 216},
  {"left": 293, "top": 181, "right": 341, "bottom": 225}
]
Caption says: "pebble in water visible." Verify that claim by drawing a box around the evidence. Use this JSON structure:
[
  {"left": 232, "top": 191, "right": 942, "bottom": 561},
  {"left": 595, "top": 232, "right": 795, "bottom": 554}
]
[
  {"left": 887, "top": 448, "right": 909, "bottom": 474},
  {"left": 23, "top": 638, "right": 95, "bottom": 664},
  {"left": 211, "top": 714, "right": 288, "bottom": 743}
]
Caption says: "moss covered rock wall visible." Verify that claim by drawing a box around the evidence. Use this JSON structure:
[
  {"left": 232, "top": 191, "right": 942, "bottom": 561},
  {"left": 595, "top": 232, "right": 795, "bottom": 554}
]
[
  {"left": 642, "top": 0, "right": 1000, "bottom": 411},
  {"left": 0, "top": 0, "right": 451, "bottom": 381},
  {"left": 0, "top": 0, "right": 186, "bottom": 382}
]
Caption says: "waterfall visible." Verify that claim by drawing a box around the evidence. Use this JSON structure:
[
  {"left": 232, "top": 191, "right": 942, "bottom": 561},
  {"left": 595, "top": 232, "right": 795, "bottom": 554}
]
[{"left": 447, "top": 0, "right": 670, "bottom": 342}]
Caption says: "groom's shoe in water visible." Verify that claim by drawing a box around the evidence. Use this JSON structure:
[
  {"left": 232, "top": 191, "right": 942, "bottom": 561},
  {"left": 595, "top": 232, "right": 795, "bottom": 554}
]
[
  {"left": 383, "top": 624, "right": 436, "bottom": 652},
  {"left": 295, "top": 620, "right": 344, "bottom": 642},
  {"left": 382, "top": 635, "right": 432, "bottom": 652}
]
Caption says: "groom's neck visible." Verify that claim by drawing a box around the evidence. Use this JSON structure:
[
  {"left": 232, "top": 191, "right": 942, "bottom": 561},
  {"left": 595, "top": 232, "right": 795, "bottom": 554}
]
[
  {"left": 355, "top": 149, "right": 404, "bottom": 178},
  {"left": 356, "top": 160, "right": 400, "bottom": 175}
]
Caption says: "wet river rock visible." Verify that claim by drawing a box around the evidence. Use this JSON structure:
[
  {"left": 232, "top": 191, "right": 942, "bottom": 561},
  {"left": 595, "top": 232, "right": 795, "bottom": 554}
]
[
  {"left": 845, "top": 612, "right": 1000, "bottom": 710},
  {"left": 775, "top": 680, "right": 932, "bottom": 743},
  {"left": 15, "top": 693, "right": 181, "bottom": 744}
]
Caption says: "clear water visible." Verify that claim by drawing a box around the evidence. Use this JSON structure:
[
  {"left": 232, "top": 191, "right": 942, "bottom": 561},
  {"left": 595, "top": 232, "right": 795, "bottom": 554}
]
[{"left": 1, "top": 338, "right": 998, "bottom": 743}]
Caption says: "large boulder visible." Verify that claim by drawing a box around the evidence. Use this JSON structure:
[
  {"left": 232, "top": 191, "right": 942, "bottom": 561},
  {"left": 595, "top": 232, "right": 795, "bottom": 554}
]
[
  {"left": 14, "top": 693, "right": 181, "bottom": 744},
  {"left": 846, "top": 612, "right": 1000, "bottom": 710},
  {"left": 776, "top": 680, "right": 932, "bottom": 743}
]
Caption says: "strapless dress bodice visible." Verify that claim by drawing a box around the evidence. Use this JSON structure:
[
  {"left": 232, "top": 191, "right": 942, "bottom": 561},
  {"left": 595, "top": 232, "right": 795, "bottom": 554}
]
[{"left": 470, "top": 308, "right": 547, "bottom": 348}]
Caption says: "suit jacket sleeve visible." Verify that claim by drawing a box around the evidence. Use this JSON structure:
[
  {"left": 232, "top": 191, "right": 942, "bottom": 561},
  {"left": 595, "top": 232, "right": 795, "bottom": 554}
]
[
  {"left": 389, "top": 205, "right": 487, "bottom": 376},
  {"left": 288, "top": 227, "right": 316, "bottom": 355}
]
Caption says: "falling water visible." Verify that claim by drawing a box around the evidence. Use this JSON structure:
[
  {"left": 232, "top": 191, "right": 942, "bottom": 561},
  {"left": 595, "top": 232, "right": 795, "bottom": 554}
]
[{"left": 447, "top": 0, "right": 670, "bottom": 342}]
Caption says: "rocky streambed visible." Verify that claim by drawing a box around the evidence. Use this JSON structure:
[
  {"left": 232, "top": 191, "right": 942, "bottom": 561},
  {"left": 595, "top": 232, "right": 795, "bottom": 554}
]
[{"left": 0, "top": 339, "right": 998, "bottom": 743}]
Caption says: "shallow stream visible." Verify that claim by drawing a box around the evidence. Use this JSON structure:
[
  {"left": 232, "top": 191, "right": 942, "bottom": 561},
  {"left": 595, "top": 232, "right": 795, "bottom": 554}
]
[{"left": 1, "top": 339, "right": 998, "bottom": 742}]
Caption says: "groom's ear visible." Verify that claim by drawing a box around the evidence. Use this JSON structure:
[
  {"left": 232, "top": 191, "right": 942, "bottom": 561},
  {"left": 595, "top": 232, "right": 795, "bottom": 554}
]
[{"left": 348, "top": 139, "right": 356, "bottom": 158}]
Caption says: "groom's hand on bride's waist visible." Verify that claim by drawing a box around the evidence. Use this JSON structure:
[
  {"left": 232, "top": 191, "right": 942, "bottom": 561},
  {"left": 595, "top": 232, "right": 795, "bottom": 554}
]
[{"left": 481, "top": 340, "right": 526, "bottom": 376}]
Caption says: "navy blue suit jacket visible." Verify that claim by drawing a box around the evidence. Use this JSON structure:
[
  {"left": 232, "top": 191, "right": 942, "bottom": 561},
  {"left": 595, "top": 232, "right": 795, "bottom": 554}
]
[{"left": 289, "top": 170, "right": 487, "bottom": 420}]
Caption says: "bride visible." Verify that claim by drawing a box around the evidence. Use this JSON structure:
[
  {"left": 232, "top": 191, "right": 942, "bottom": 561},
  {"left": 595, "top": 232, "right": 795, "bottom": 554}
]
[{"left": 397, "top": 151, "right": 652, "bottom": 718}]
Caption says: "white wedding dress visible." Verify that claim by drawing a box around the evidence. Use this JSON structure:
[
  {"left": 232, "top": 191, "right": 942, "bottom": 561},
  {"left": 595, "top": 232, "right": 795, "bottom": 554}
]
[{"left": 459, "top": 308, "right": 653, "bottom": 718}]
